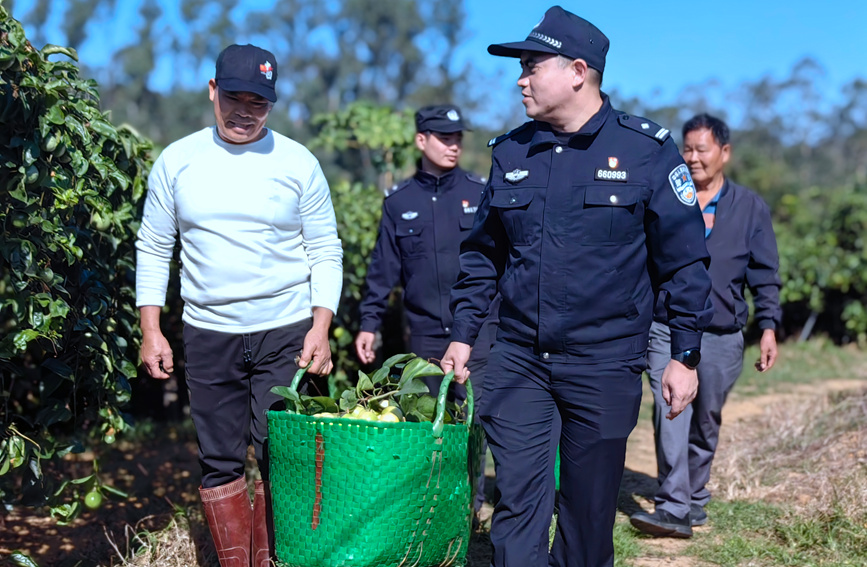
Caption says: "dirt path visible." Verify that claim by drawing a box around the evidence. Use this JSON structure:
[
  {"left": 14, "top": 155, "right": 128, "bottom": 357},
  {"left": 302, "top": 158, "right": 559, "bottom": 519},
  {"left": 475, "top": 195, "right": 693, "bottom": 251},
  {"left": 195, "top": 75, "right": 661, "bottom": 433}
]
[{"left": 621, "top": 377, "right": 867, "bottom": 565}]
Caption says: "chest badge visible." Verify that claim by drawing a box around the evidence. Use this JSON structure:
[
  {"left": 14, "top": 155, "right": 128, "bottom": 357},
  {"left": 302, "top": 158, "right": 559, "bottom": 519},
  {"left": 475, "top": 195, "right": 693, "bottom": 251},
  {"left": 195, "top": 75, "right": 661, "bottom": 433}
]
[
  {"left": 595, "top": 157, "right": 628, "bottom": 182},
  {"left": 504, "top": 169, "right": 529, "bottom": 184},
  {"left": 401, "top": 211, "right": 419, "bottom": 220},
  {"left": 461, "top": 199, "right": 477, "bottom": 214}
]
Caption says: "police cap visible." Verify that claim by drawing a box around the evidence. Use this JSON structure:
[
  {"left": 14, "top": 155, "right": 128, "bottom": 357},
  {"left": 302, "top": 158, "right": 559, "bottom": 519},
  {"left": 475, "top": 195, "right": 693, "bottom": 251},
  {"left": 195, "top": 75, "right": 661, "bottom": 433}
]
[
  {"left": 415, "top": 104, "right": 468, "bottom": 133},
  {"left": 216, "top": 44, "right": 278, "bottom": 102},
  {"left": 487, "top": 5, "right": 609, "bottom": 73}
]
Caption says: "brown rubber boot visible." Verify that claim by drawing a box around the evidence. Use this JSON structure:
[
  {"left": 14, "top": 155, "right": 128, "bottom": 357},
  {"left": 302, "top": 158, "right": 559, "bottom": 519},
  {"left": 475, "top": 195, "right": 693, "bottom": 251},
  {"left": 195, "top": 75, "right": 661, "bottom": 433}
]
[
  {"left": 199, "top": 476, "right": 252, "bottom": 567},
  {"left": 252, "top": 480, "right": 274, "bottom": 566}
]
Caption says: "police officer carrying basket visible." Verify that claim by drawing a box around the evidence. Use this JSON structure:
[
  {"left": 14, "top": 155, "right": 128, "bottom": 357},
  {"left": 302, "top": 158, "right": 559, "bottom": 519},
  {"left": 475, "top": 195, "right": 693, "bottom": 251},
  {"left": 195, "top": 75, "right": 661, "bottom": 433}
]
[{"left": 440, "top": 6, "right": 713, "bottom": 567}]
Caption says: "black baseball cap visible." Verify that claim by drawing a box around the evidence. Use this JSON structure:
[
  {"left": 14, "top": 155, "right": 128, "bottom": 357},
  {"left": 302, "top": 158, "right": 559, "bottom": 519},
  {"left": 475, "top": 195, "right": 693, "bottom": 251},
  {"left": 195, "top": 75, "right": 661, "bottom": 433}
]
[
  {"left": 215, "top": 44, "right": 278, "bottom": 102},
  {"left": 415, "top": 104, "right": 469, "bottom": 133},
  {"left": 487, "top": 5, "right": 609, "bottom": 74}
]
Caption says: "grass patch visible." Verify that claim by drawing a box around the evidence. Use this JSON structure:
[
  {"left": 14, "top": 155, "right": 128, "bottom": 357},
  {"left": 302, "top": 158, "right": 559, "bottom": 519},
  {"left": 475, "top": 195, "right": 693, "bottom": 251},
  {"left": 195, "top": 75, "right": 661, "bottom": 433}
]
[
  {"left": 690, "top": 500, "right": 867, "bottom": 566},
  {"left": 737, "top": 338, "right": 867, "bottom": 395},
  {"left": 613, "top": 519, "right": 642, "bottom": 566}
]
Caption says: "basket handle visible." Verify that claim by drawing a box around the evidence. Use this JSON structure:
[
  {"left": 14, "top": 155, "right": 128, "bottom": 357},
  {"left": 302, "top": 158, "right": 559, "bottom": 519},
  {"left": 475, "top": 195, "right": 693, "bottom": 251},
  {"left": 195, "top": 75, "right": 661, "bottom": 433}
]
[
  {"left": 432, "top": 370, "right": 474, "bottom": 438},
  {"left": 287, "top": 363, "right": 474, "bottom": 437}
]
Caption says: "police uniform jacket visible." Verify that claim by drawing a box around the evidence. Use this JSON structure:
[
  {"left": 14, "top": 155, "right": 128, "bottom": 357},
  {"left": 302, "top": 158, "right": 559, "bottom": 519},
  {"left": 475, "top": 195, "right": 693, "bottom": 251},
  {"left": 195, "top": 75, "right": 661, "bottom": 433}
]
[
  {"left": 654, "top": 179, "right": 781, "bottom": 334},
  {"left": 450, "top": 95, "right": 713, "bottom": 360},
  {"left": 360, "top": 166, "right": 486, "bottom": 337}
]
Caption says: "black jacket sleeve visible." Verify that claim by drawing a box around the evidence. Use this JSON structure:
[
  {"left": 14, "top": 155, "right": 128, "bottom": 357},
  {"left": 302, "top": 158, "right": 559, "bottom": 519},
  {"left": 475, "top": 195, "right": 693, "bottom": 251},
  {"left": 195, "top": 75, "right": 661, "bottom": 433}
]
[
  {"left": 645, "top": 140, "right": 714, "bottom": 354},
  {"left": 449, "top": 174, "right": 505, "bottom": 346},
  {"left": 359, "top": 201, "right": 402, "bottom": 333},
  {"left": 746, "top": 198, "right": 782, "bottom": 330}
]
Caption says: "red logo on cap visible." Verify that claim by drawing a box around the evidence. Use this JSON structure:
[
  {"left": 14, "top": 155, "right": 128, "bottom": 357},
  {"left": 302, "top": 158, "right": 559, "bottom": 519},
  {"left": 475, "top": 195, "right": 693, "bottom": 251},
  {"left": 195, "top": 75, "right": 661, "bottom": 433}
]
[{"left": 260, "top": 62, "right": 272, "bottom": 73}]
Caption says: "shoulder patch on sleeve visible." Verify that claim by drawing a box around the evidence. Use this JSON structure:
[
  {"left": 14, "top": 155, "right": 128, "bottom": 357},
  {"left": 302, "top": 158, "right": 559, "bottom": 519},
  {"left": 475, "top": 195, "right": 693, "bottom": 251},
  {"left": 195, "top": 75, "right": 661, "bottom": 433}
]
[
  {"left": 617, "top": 113, "right": 671, "bottom": 143},
  {"left": 384, "top": 178, "right": 412, "bottom": 198},
  {"left": 487, "top": 121, "right": 532, "bottom": 147}
]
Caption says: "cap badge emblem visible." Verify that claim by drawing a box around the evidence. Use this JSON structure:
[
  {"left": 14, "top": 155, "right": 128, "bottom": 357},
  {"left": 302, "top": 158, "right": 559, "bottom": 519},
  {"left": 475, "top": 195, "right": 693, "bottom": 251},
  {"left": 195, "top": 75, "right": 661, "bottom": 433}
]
[
  {"left": 447, "top": 109, "right": 460, "bottom": 121},
  {"left": 260, "top": 61, "right": 273, "bottom": 80},
  {"left": 608, "top": 157, "right": 619, "bottom": 169},
  {"left": 504, "top": 169, "right": 529, "bottom": 183}
]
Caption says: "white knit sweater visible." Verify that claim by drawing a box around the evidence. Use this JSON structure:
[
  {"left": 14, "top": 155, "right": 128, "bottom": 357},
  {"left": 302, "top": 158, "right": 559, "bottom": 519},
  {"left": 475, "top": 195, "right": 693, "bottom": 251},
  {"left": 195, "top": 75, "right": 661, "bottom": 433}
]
[{"left": 135, "top": 127, "right": 343, "bottom": 333}]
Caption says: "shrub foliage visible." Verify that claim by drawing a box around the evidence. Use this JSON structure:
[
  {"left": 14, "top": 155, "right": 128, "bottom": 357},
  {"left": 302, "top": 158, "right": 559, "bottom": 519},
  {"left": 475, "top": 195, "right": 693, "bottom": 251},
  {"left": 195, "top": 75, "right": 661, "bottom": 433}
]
[{"left": 0, "top": 6, "right": 152, "bottom": 520}]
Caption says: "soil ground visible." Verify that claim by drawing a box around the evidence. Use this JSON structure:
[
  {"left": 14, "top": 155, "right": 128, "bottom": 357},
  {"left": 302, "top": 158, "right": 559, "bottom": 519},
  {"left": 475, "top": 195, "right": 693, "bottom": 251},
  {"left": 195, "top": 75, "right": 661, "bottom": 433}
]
[{"left": 2, "top": 378, "right": 865, "bottom": 567}]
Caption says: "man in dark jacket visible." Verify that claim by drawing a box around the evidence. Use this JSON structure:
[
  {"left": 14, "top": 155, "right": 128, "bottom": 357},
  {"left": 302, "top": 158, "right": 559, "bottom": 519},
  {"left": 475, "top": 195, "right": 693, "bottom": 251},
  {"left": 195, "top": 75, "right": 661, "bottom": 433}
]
[
  {"left": 440, "top": 7, "right": 713, "bottom": 566},
  {"left": 355, "top": 104, "right": 496, "bottom": 386},
  {"left": 356, "top": 104, "right": 496, "bottom": 514},
  {"left": 630, "top": 113, "right": 782, "bottom": 538}
]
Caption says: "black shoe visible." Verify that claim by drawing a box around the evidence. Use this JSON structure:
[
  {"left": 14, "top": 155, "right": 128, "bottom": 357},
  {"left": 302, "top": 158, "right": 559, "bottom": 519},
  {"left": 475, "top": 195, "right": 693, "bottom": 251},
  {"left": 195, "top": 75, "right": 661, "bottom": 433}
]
[
  {"left": 690, "top": 503, "right": 707, "bottom": 527},
  {"left": 630, "top": 509, "right": 693, "bottom": 538}
]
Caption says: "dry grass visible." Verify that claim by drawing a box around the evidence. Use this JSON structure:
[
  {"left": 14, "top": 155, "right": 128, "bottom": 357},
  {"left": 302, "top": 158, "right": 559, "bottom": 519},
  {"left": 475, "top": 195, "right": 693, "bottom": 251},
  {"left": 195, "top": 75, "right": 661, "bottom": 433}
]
[
  {"left": 104, "top": 511, "right": 211, "bottom": 567},
  {"left": 709, "top": 387, "right": 867, "bottom": 522}
]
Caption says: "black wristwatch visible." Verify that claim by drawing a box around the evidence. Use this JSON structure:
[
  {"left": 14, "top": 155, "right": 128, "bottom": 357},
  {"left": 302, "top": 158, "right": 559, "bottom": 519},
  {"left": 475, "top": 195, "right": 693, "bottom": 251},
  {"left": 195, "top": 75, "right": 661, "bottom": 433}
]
[{"left": 672, "top": 349, "right": 701, "bottom": 370}]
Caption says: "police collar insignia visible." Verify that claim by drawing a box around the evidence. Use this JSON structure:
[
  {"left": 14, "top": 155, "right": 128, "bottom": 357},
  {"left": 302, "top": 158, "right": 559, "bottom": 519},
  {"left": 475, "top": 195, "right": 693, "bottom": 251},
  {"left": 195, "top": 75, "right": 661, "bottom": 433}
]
[
  {"left": 668, "top": 164, "right": 697, "bottom": 206},
  {"left": 401, "top": 211, "right": 419, "bottom": 220},
  {"left": 504, "top": 169, "right": 529, "bottom": 183}
]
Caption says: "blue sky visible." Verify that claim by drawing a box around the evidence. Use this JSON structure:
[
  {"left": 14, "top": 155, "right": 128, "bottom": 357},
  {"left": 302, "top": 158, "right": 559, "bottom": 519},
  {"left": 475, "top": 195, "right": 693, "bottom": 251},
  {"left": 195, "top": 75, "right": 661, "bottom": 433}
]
[
  {"left": 11, "top": 0, "right": 867, "bottom": 128},
  {"left": 456, "top": 0, "right": 867, "bottom": 123}
]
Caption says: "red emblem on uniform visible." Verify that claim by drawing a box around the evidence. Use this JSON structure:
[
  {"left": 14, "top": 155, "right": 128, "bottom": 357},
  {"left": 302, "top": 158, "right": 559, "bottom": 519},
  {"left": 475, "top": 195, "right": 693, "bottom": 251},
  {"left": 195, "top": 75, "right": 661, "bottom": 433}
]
[
  {"left": 462, "top": 200, "right": 469, "bottom": 208},
  {"left": 608, "top": 157, "right": 618, "bottom": 169}
]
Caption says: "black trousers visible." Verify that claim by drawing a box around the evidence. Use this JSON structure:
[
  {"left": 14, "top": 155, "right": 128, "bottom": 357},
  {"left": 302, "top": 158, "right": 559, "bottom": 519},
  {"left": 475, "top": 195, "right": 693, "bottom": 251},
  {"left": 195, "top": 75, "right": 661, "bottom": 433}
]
[
  {"left": 481, "top": 343, "right": 643, "bottom": 567},
  {"left": 184, "top": 319, "right": 310, "bottom": 488}
]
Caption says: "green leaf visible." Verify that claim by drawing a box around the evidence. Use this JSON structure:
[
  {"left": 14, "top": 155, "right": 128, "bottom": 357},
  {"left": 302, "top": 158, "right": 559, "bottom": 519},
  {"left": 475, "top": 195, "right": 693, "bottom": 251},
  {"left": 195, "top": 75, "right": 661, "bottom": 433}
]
[
  {"left": 301, "top": 396, "right": 339, "bottom": 414},
  {"left": 355, "top": 370, "right": 374, "bottom": 396},
  {"left": 270, "top": 386, "right": 300, "bottom": 402},
  {"left": 369, "top": 365, "right": 389, "bottom": 385},
  {"left": 70, "top": 473, "right": 96, "bottom": 485},
  {"left": 89, "top": 119, "right": 117, "bottom": 140},
  {"left": 339, "top": 390, "right": 358, "bottom": 411},
  {"left": 13, "top": 329, "right": 40, "bottom": 353},
  {"left": 9, "top": 550, "right": 41, "bottom": 567},
  {"left": 398, "top": 357, "right": 443, "bottom": 388},
  {"left": 382, "top": 353, "right": 415, "bottom": 368},
  {"left": 394, "top": 379, "right": 429, "bottom": 397},
  {"left": 42, "top": 358, "right": 74, "bottom": 379},
  {"left": 101, "top": 484, "right": 128, "bottom": 498},
  {"left": 414, "top": 395, "right": 438, "bottom": 422},
  {"left": 42, "top": 44, "right": 79, "bottom": 61}
]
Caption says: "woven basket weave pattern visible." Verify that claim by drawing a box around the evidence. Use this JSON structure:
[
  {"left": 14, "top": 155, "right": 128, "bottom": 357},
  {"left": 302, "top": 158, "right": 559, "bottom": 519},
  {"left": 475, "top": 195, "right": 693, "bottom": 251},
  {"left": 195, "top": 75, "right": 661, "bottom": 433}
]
[{"left": 268, "top": 412, "right": 480, "bottom": 567}]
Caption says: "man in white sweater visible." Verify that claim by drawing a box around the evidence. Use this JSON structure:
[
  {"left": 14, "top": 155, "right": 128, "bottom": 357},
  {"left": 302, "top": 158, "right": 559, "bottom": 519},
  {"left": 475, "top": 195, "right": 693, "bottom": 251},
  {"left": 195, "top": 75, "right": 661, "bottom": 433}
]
[{"left": 135, "top": 44, "right": 342, "bottom": 567}]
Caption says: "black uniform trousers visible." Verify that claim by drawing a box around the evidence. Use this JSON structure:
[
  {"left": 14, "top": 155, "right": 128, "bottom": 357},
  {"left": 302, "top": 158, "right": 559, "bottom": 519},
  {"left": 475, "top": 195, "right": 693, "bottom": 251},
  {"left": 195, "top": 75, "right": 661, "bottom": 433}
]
[
  {"left": 183, "top": 319, "right": 311, "bottom": 488},
  {"left": 480, "top": 342, "right": 643, "bottom": 567}
]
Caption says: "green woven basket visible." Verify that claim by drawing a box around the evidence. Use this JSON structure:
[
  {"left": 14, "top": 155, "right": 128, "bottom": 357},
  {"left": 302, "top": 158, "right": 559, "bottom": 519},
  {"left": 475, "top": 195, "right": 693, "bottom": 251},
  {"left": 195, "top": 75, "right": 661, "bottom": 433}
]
[{"left": 268, "top": 370, "right": 482, "bottom": 567}]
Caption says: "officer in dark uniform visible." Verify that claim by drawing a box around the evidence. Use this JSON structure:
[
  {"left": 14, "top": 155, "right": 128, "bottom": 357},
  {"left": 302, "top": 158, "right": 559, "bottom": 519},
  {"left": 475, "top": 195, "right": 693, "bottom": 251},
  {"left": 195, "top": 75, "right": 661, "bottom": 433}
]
[
  {"left": 356, "top": 104, "right": 497, "bottom": 511},
  {"left": 440, "top": 6, "right": 713, "bottom": 567}
]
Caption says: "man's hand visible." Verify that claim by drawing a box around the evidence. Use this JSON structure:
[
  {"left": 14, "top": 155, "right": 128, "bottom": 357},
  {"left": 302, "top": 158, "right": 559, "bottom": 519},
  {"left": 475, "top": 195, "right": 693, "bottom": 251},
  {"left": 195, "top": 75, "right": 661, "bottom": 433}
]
[
  {"left": 755, "top": 328, "right": 778, "bottom": 372},
  {"left": 298, "top": 307, "right": 334, "bottom": 375},
  {"left": 661, "top": 359, "right": 698, "bottom": 420},
  {"left": 439, "top": 341, "right": 472, "bottom": 384},
  {"left": 355, "top": 331, "right": 376, "bottom": 365},
  {"left": 140, "top": 306, "right": 173, "bottom": 379}
]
